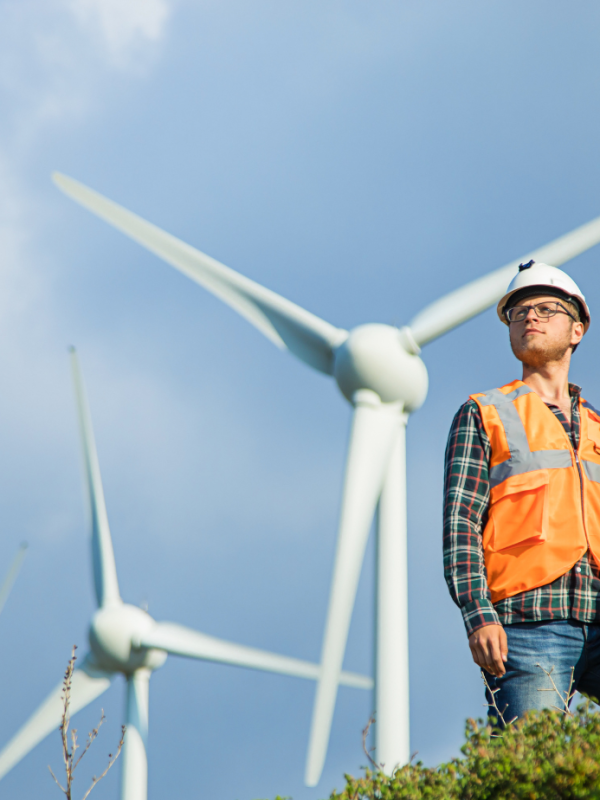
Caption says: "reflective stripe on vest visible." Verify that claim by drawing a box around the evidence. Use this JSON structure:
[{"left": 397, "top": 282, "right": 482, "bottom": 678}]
[
  {"left": 583, "top": 460, "right": 600, "bottom": 484},
  {"left": 477, "top": 384, "right": 572, "bottom": 488}
]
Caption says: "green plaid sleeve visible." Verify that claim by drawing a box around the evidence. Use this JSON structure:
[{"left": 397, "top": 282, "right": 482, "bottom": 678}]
[{"left": 443, "top": 400, "right": 501, "bottom": 637}]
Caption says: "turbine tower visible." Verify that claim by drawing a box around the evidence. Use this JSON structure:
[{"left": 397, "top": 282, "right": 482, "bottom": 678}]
[
  {"left": 52, "top": 172, "right": 600, "bottom": 785},
  {"left": 0, "top": 349, "right": 371, "bottom": 800}
]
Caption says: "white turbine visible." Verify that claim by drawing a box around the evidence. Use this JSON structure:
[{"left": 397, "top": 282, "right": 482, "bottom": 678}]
[
  {"left": 52, "top": 172, "right": 600, "bottom": 785},
  {"left": 0, "top": 348, "right": 371, "bottom": 799},
  {"left": 0, "top": 543, "right": 28, "bottom": 617}
]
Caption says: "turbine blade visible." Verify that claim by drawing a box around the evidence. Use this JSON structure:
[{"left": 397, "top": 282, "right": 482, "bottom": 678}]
[
  {"left": 53, "top": 173, "right": 348, "bottom": 375},
  {"left": 0, "top": 654, "right": 113, "bottom": 780},
  {"left": 138, "top": 622, "right": 372, "bottom": 689},
  {"left": 408, "top": 214, "right": 600, "bottom": 347},
  {"left": 70, "top": 348, "right": 121, "bottom": 608},
  {"left": 0, "top": 543, "right": 27, "bottom": 616},
  {"left": 305, "top": 392, "right": 404, "bottom": 787},
  {"left": 121, "top": 669, "right": 150, "bottom": 800}
]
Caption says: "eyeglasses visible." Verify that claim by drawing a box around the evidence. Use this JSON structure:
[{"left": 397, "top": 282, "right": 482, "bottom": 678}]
[{"left": 505, "top": 301, "right": 577, "bottom": 324}]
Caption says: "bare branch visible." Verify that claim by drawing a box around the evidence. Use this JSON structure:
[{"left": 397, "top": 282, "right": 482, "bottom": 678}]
[
  {"left": 80, "top": 725, "right": 125, "bottom": 800},
  {"left": 48, "top": 765, "right": 67, "bottom": 794},
  {"left": 50, "top": 644, "right": 79, "bottom": 799},
  {"left": 49, "top": 648, "right": 125, "bottom": 800},
  {"left": 535, "top": 664, "right": 576, "bottom": 715},
  {"left": 480, "top": 670, "right": 515, "bottom": 728},
  {"left": 361, "top": 715, "right": 379, "bottom": 771},
  {"left": 73, "top": 712, "right": 105, "bottom": 771}
]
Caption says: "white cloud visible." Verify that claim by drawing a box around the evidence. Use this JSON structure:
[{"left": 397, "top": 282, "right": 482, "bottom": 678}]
[
  {"left": 0, "top": 0, "right": 171, "bottom": 143},
  {"left": 69, "top": 0, "right": 171, "bottom": 65}
]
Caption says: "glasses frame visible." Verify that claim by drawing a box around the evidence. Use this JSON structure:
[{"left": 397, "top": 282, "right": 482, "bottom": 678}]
[{"left": 505, "top": 300, "right": 577, "bottom": 324}]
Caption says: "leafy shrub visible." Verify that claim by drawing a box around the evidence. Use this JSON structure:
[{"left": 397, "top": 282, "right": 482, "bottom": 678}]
[{"left": 327, "top": 701, "right": 600, "bottom": 800}]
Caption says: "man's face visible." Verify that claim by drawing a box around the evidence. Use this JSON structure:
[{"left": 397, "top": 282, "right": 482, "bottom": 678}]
[{"left": 508, "top": 294, "right": 584, "bottom": 368}]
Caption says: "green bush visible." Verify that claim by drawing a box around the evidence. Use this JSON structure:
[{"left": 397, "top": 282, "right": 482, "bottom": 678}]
[{"left": 325, "top": 702, "right": 600, "bottom": 800}]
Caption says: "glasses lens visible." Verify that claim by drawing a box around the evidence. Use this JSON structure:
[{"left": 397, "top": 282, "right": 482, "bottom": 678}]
[
  {"left": 535, "top": 302, "right": 556, "bottom": 318},
  {"left": 507, "top": 306, "right": 528, "bottom": 322}
]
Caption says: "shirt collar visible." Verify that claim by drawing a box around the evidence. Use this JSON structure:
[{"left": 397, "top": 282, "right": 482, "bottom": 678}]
[{"left": 569, "top": 383, "right": 582, "bottom": 398}]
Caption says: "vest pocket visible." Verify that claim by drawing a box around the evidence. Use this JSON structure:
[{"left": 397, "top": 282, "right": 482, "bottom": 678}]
[{"left": 489, "top": 470, "right": 550, "bottom": 552}]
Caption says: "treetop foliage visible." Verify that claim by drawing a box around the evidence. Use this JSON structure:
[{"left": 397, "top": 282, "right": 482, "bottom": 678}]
[{"left": 326, "top": 702, "right": 600, "bottom": 800}]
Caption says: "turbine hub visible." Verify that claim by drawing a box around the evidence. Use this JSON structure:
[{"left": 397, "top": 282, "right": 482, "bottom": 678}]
[
  {"left": 89, "top": 604, "right": 167, "bottom": 675},
  {"left": 333, "top": 324, "right": 428, "bottom": 411}
]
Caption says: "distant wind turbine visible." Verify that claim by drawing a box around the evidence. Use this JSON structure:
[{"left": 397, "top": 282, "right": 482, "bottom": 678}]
[
  {"left": 52, "top": 172, "right": 600, "bottom": 784},
  {"left": 0, "top": 349, "right": 371, "bottom": 800},
  {"left": 0, "top": 543, "right": 27, "bottom": 617}
]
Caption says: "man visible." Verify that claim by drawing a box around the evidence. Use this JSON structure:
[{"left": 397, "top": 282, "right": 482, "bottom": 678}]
[{"left": 444, "top": 259, "right": 600, "bottom": 723}]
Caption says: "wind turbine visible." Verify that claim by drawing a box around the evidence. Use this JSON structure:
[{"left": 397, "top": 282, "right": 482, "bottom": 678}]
[
  {"left": 52, "top": 172, "right": 600, "bottom": 785},
  {"left": 0, "top": 543, "right": 28, "bottom": 617},
  {"left": 0, "top": 348, "right": 371, "bottom": 800}
]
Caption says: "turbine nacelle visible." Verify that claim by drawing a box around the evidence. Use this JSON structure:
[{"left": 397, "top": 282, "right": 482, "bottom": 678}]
[
  {"left": 89, "top": 604, "right": 167, "bottom": 675},
  {"left": 333, "top": 324, "right": 428, "bottom": 411}
]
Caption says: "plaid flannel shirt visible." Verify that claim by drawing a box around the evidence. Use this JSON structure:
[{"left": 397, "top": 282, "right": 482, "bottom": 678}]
[{"left": 443, "top": 383, "right": 600, "bottom": 637}]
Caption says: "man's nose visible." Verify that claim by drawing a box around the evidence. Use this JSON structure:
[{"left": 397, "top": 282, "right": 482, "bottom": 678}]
[{"left": 524, "top": 306, "right": 540, "bottom": 321}]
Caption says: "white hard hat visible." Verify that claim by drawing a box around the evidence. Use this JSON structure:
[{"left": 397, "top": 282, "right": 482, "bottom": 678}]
[{"left": 497, "top": 261, "right": 590, "bottom": 332}]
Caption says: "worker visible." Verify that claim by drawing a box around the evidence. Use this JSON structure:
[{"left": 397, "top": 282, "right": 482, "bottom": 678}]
[{"left": 443, "top": 260, "right": 600, "bottom": 723}]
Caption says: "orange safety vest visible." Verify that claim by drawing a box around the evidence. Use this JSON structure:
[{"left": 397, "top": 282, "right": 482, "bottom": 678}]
[{"left": 470, "top": 380, "right": 600, "bottom": 603}]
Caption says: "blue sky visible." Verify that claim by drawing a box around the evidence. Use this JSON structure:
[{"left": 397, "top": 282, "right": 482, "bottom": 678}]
[{"left": 1, "top": 1, "right": 600, "bottom": 798}]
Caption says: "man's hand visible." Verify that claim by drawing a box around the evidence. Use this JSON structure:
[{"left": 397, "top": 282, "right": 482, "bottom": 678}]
[{"left": 468, "top": 624, "right": 508, "bottom": 677}]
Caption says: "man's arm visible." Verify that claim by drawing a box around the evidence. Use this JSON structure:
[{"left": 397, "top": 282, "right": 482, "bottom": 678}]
[{"left": 443, "top": 400, "right": 507, "bottom": 676}]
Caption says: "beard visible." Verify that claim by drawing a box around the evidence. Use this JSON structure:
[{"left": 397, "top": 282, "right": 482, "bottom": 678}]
[{"left": 510, "top": 332, "right": 572, "bottom": 368}]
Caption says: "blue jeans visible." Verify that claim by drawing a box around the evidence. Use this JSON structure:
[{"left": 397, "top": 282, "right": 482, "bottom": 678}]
[{"left": 485, "top": 620, "right": 600, "bottom": 725}]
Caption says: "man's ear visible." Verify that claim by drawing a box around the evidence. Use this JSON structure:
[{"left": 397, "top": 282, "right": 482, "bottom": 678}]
[{"left": 571, "top": 321, "right": 585, "bottom": 349}]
